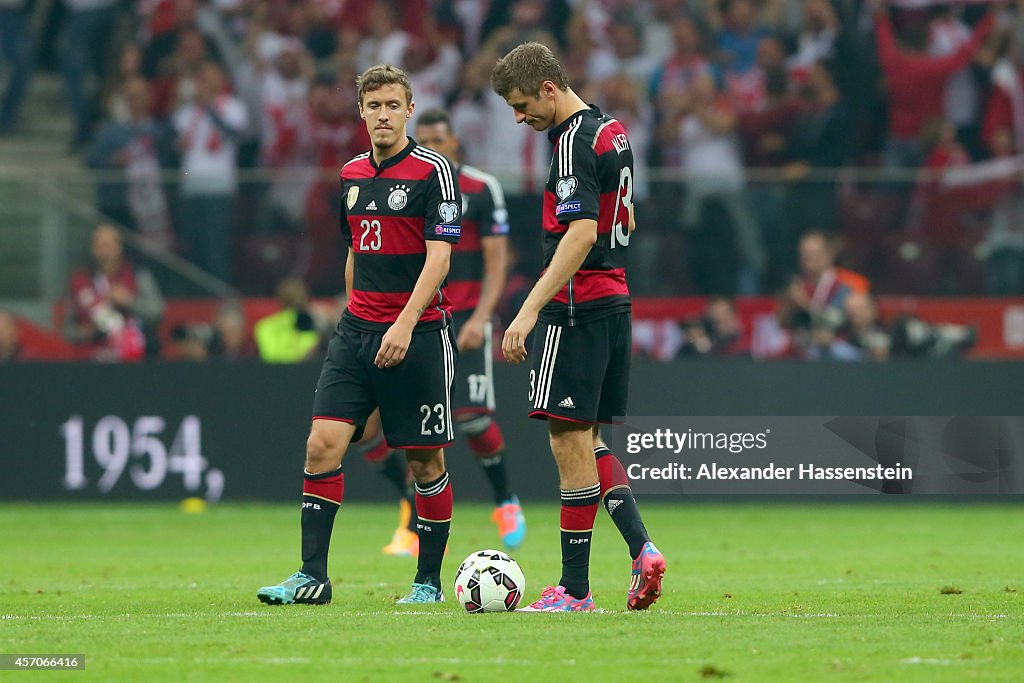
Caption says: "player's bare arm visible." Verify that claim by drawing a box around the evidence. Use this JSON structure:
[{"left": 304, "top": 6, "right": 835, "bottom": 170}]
[
  {"left": 502, "top": 218, "right": 598, "bottom": 363},
  {"left": 375, "top": 240, "right": 452, "bottom": 368},
  {"left": 459, "top": 235, "right": 508, "bottom": 351}
]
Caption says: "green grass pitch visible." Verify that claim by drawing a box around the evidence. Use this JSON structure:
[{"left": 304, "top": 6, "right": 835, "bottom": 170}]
[{"left": 2, "top": 502, "right": 1022, "bottom": 681}]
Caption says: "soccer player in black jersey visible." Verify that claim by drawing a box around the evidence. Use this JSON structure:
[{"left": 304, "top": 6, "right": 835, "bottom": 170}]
[
  {"left": 492, "top": 42, "right": 666, "bottom": 611},
  {"left": 355, "top": 110, "right": 528, "bottom": 557},
  {"left": 257, "top": 64, "right": 461, "bottom": 606}
]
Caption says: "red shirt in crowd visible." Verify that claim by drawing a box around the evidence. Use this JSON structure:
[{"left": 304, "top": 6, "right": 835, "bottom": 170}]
[{"left": 875, "top": 11, "right": 994, "bottom": 139}]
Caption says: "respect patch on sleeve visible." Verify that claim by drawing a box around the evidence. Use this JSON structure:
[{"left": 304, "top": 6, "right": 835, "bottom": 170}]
[
  {"left": 555, "top": 200, "right": 583, "bottom": 216},
  {"left": 434, "top": 224, "right": 461, "bottom": 237}
]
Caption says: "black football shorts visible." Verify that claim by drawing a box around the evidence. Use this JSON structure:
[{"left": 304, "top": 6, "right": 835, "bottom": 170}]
[
  {"left": 312, "top": 322, "right": 457, "bottom": 449},
  {"left": 451, "top": 310, "right": 496, "bottom": 416},
  {"left": 526, "top": 312, "right": 631, "bottom": 424}
]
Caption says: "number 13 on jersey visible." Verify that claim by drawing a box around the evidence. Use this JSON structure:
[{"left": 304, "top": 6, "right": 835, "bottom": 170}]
[{"left": 610, "top": 166, "right": 632, "bottom": 249}]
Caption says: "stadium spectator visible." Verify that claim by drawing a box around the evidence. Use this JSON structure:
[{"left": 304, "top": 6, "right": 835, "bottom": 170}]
[
  {"left": 561, "top": 6, "right": 618, "bottom": 89},
  {"left": 980, "top": 30, "right": 1024, "bottom": 156},
  {"left": 301, "top": 74, "right": 370, "bottom": 293},
  {"left": 356, "top": 0, "right": 412, "bottom": 71},
  {"left": 148, "top": 26, "right": 216, "bottom": 119},
  {"left": 257, "top": 37, "right": 314, "bottom": 233},
  {"left": 140, "top": 0, "right": 221, "bottom": 81},
  {"left": 62, "top": 0, "right": 119, "bottom": 149},
  {"left": 786, "top": 0, "right": 837, "bottom": 88},
  {"left": 782, "top": 230, "right": 866, "bottom": 335},
  {"left": 875, "top": 3, "right": 994, "bottom": 170},
  {"left": 64, "top": 224, "right": 165, "bottom": 362},
  {"left": 253, "top": 277, "right": 323, "bottom": 363},
  {"left": 784, "top": 60, "right": 847, "bottom": 237},
  {"left": 0, "top": 0, "right": 33, "bottom": 134},
  {"left": 714, "top": 0, "right": 772, "bottom": 78},
  {"left": 101, "top": 43, "right": 145, "bottom": 124},
  {"left": 477, "top": 0, "right": 561, "bottom": 58},
  {"left": 738, "top": 54, "right": 799, "bottom": 290},
  {"left": 679, "top": 296, "right": 750, "bottom": 357},
  {"left": 173, "top": 61, "right": 249, "bottom": 282},
  {"left": 0, "top": 310, "right": 25, "bottom": 362},
  {"left": 651, "top": 16, "right": 713, "bottom": 168},
  {"left": 605, "top": 9, "right": 659, "bottom": 95},
  {"left": 679, "top": 71, "right": 765, "bottom": 294},
  {"left": 171, "top": 299, "right": 255, "bottom": 361},
  {"left": 405, "top": 13, "right": 463, "bottom": 123},
  {"left": 87, "top": 76, "right": 177, "bottom": 250},
  {"left": 841, "top": 291, "right": 890, "bottom": 361},
  {"left": 928, "top": 4, "right": 983, "bottom": 155}
]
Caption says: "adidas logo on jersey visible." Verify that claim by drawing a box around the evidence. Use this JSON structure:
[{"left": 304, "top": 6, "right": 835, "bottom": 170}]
[
  {"left": 366, "top": 200, "right": 377, "bottom": 210},
  {"left": 606, "top": 499, "right": 623, "bottom": 515},
  {"left": 558, "top": 397, "right": 576, "bottom": 409}
]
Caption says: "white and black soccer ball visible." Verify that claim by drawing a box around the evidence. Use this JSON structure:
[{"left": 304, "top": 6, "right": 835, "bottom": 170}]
[{"left": 453, "top": 549, "right": 526, "bottom": 613}]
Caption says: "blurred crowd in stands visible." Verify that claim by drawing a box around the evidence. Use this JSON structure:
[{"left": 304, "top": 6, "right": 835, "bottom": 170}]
[{"left": 6, "top": 0, "right": 1024, "bottom": 362}]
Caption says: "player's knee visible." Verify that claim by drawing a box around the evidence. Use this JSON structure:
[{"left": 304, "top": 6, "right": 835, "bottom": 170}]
[
  {"left": 306, "top": 431, "right": 342, "bottom": 471},
  {"left": 405, "top": 448, "right": 445, "bottom": 483}
]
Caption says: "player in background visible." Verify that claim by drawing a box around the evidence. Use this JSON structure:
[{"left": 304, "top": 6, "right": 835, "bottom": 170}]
[
  {"left": 355, "top": 109, "right": 527, "bottom": 557},
  {"left": 257, "top": 63, "right": 461, "bottom": 606},
  {"left": 492, "top": 42, "right": 665, "bottom": 612}
]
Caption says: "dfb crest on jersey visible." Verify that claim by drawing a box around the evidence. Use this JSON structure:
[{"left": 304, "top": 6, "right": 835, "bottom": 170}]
[
  {"left": 388, "top": 184, "right": 409, "bottom": 210},
  {"left": 439, "top": 201, "right": 460, "bottom": 224},
  {"left": 555, "top": 175, "right": 578, "bottom": 201},
  {"left": 346, "top": 185, "right": 359, "bottom": 210}
]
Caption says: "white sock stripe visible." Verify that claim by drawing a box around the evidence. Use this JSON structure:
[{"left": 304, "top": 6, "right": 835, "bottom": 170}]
[
  {"left": 561, "top": 484, "right": 602, "bottom": 499},
  {"left": 416, "top": 472, "right": 450, "bottom": 496},
  {"left": 540, "top": 326, "right": 561, "bottom": 411},
  {"left": 561, "top": 491, "right": 601, "bottom": 500}
]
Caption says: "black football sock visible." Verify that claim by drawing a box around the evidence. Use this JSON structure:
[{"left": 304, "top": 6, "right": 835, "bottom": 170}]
[
  {"left": 597, "top": 447, "right": 651, "bottom": 559},
  {"left": 379, "top": 450, "right": 418, "bottom": 531},
  {"left": 559, "top": 483, "right": 600, "bottom": 600},
  {"left": 413, "top": 471, "right": 452, "bottom": 589},
  {"left": 376, "top": 449, "right": 411, "bottom": 498},
  {"left": 477, "top": 452, "right": 513, "bottom": 505},
  {"left": 363, "top": 445, "right": 417, "bottom": 531},
  {"left": 299, "top": 466, "right": 344, "bottom": 581},
  {"left": 463, "top": 417, "right": 513, "bottom": 505}
]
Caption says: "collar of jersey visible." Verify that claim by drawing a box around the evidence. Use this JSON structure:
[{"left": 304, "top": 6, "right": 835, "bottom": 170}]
[
  {"left": 370, "top": 137, "right": 416, "bottom": 171},
  {"left": 547, "top": 105, "right": 602, "bottom": 143}
]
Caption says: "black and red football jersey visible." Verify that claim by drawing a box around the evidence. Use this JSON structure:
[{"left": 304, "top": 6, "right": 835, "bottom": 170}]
[
  {"left": 447, "top": 164, "right": 509, "bottom": 313},
  {"left": 339, "top": 138, "right": 462, "bottom": 331},
  {"left": 542, "top": 106, "right": 633, "bottom": 326}
]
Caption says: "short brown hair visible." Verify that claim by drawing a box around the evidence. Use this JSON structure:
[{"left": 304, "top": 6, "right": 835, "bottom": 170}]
[
  {"left": 356, "top": 64, "right": 413, "bottom": 105},
  {"left": 491, "top": 42, "right": 569, "bottom": 99}
]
